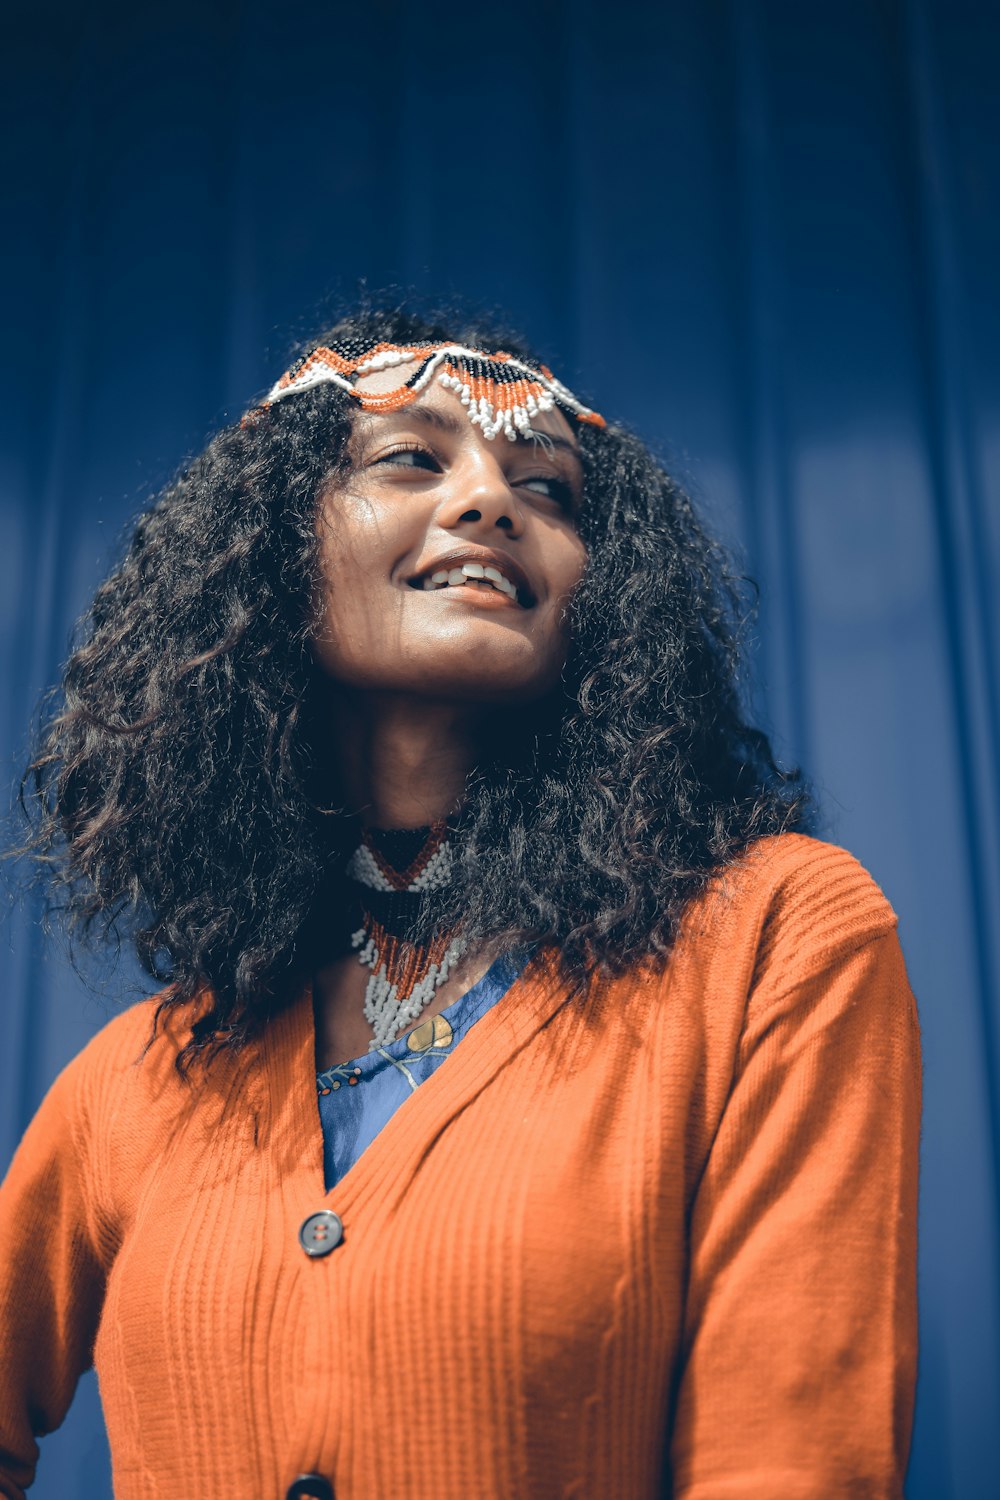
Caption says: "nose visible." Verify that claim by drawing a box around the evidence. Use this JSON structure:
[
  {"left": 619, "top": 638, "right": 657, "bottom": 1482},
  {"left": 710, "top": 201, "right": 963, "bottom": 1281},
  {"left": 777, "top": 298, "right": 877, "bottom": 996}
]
[{"left": 433, "top": 449, "right": 525, "bottom": 538}]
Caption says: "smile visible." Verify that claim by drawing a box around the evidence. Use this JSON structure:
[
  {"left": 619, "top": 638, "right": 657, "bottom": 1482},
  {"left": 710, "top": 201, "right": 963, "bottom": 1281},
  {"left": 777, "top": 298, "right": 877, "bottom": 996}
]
[{"left": 407, "top": 561, "right": 532, "bottom": 608}]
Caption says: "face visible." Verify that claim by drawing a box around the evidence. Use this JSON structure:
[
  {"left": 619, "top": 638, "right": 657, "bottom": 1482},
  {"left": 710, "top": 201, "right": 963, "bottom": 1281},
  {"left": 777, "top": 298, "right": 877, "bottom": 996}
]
[{"left": 311, "top": 370, "right": 588, "bottom": 706}]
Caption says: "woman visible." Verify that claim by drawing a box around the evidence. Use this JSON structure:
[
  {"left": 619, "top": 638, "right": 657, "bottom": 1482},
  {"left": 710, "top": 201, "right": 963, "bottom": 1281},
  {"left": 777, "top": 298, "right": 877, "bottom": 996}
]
[{"left": 0, "top": 306, "right": 922, "bottom": 1499}]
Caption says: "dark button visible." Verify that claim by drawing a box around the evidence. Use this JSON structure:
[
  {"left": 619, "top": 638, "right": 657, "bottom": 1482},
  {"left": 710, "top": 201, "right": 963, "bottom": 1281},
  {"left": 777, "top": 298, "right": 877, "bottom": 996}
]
[
  {"left": 298, "top": 1210, "right": 344, "bottom": 1257},
  {"left": 286, "top": 1476, "right": 334, "bottom": 1500}
]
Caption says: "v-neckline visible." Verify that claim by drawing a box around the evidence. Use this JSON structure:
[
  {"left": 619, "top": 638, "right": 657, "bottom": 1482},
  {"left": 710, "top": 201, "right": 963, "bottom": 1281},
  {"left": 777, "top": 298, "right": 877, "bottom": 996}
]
[
  {"left": 262, "top": 943, "right": 572, "bottom": 1223},
  {"left": 315, "top": 946, "right": 534, "bottom": 1082},
  {"left": 312, "top": 945, "right": 526, "bottom": 1083}
]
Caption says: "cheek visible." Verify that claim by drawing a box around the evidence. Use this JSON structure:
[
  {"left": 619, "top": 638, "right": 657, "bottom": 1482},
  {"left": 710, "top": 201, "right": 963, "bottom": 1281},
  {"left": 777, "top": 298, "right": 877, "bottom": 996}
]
[
  {"left": 317, "top": 586, "right": 395, "bottom": 662},
  {"left": 312, "top": 492, "right": 408, "bottom": 661},
  {"left": 550, "top": 531, "right": 589, "bottom": 602}
]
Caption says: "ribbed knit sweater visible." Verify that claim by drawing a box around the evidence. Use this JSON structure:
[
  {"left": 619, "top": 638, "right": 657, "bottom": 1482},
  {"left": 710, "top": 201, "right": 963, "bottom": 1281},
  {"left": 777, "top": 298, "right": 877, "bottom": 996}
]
[{"left": 0, "top": 834, "right": 922, "bottom": 1499}]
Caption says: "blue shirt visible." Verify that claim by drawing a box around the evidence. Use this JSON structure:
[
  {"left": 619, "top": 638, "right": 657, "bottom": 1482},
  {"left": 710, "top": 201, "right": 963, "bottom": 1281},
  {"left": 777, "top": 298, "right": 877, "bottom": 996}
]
[{"left": 316, "top": 946, "right": 534, "bottom": 1192}]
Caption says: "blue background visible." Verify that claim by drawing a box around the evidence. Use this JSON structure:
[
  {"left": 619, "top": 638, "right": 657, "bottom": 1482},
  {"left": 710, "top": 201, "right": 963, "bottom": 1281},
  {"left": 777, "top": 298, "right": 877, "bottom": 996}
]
[{"left": 2, "top": 2, "right": 998, "bottom": 1495}]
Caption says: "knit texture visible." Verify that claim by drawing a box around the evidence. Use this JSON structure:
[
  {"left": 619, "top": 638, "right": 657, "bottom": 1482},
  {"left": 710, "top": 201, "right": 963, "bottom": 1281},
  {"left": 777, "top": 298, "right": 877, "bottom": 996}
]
[{"left": 0, "top": 834, "right": 922, "bottom": 1499}]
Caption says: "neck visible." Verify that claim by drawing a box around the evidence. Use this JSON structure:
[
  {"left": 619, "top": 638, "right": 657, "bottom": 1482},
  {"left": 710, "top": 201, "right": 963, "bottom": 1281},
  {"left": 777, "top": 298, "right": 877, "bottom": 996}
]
[{"left": 317, "top": 689, "right": 494, "bottom": 830}]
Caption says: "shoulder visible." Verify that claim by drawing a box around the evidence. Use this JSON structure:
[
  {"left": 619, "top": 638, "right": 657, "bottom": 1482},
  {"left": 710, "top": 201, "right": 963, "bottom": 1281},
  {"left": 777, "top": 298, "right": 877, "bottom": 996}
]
[
  {"left": 736, "top": 830, "right": 896, "bottom": 952},
  {"left": 23, "top": 989, "right": 257, "bottom": 1226},
  {"left": 42, "top": 989, "right": 212, "bottom": 1135},
  {"left": 738, "top": 834, "right": 904, "bottom": 1019},
  {"left": 674, "top": 833, "right": 899, "bottom": 1004},
  {"left": 2, "top": 995, "right": 176, "bottom": 1221},
  {"left": 65, "top": 990, "right": 185, "bottom": 1077}
]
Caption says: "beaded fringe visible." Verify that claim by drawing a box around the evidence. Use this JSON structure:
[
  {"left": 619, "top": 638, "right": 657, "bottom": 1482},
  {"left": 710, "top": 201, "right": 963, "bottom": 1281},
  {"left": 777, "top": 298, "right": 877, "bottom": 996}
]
[
  {"left": 340, "top": 819, "right": 467, "bottom": 1049},
  {"left": 243, "top": 340, "right": 606, "bottom": 439},
  {"left": 352, "top": 912, "right": 467, "bottom": 1049}
]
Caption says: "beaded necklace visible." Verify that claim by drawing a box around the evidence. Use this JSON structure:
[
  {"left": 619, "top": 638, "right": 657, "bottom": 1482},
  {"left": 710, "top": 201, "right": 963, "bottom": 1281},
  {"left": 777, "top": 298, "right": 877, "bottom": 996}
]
[{"left": 339, "top": 819, "right": 468, "bottom": 1049}]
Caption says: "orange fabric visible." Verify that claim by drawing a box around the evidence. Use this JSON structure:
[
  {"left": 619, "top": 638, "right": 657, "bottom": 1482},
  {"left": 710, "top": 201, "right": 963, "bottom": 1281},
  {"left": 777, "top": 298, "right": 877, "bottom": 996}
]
[{"left": 0, "top": 835, "right": 922, "bottom": 1498}]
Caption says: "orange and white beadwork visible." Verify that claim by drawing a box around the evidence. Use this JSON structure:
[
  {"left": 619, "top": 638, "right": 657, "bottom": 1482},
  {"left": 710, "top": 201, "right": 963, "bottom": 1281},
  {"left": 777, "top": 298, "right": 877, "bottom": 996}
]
[
  {"left": 346, "top": 822, "right": 454, "bottom": 896},
  {"left": 255, "top": 340, "right": 606, "bottom": 442},
  {"left": 346, "top": 821, "right": 468, "bottom": 1049}
]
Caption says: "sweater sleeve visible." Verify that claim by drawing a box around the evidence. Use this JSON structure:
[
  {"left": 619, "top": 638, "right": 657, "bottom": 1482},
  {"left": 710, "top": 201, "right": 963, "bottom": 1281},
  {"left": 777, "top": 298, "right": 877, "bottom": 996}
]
[
  {"left": 669, "top": 850, "right": 922, "bottom": 1499},
  {"left": 0, "top": 1052, "right": 112, "bottom": 1499}
]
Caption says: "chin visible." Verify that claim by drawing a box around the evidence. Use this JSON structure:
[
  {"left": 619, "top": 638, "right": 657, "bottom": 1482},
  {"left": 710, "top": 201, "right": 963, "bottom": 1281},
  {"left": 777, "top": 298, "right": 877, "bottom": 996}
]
[
  {"left": 316, "top": 631, "right": 570, "bottom": 704},
  {"left": 434, "top": 670, "right": 563, "bottom": 707}
]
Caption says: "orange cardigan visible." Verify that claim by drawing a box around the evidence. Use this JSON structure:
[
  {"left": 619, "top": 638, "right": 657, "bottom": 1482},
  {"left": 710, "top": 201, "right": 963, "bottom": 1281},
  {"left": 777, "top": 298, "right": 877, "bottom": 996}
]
[{"left": 0, "top": 834, "right": 922, "bottom": 1499}]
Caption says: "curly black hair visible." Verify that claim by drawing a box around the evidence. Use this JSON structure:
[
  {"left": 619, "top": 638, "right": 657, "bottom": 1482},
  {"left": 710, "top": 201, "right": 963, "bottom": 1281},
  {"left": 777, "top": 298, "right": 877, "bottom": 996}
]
[{"left": 15, "top": 301, "right": 812, "bottom": 1071}]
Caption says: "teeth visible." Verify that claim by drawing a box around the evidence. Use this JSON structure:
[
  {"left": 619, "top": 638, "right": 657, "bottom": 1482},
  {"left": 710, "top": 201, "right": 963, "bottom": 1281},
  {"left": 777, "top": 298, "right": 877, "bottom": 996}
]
[
  {"left": 418, "top": 560, "right": 523, "bottom": 601},
  {"left": 479, "top": 567, "right": 518, "bottom": 599}
]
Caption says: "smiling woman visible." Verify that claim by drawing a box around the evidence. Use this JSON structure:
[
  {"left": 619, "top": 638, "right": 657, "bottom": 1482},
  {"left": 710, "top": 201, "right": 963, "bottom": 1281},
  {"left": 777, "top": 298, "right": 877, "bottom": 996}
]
[
  {"left": 303, "top": 340, "right": 595, "bottom": 1060},
  {"left": 0, "top": 304, "right": 921, "bottom": 1499}
]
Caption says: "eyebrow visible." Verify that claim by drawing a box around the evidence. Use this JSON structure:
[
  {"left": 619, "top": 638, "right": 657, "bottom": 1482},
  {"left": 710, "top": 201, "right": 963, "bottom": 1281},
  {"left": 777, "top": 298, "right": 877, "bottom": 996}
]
[{"left": 371, "top": 402, "right": 583, "bottom": 461}]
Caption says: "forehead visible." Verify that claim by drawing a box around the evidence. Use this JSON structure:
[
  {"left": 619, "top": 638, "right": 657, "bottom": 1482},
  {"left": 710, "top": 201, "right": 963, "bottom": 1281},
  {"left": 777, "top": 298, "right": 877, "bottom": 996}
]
[{"left": 353, "top": 358, "right": 581, "bottom": 452}]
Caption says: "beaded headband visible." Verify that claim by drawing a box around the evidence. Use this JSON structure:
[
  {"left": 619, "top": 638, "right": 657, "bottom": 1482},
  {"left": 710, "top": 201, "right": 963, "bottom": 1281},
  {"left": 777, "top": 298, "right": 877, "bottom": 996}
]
[{"left": 247, "top": 339, "right": 605, "bottom": 442}]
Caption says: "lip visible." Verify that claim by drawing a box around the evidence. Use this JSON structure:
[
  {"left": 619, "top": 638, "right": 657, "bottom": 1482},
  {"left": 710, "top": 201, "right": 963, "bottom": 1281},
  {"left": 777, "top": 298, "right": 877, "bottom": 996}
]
[
  {"left": 406, "top": 544, "right": 536, "bottom": 608},
  {"left": 430, "top": 585, "right": 521, "bottom": 610}
]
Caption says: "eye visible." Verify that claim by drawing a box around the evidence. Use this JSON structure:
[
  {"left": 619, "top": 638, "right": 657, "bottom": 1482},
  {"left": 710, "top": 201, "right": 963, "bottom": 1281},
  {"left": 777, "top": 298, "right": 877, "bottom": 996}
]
[
  {"left": 517, "top": 474, "right": 576, "bottom": 511},
  {"left": 371, "top": 443, "right": 441, "bottom": 472}
]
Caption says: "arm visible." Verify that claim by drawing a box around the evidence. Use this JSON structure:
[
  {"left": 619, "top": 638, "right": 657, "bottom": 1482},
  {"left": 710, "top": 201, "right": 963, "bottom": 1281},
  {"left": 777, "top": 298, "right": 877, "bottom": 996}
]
[
  {"left": 0, "top": 1059, "right": 111, "bottom": 1498},
  {"left": 670, "top": 923, "right": 922, "bottom": 1499}
]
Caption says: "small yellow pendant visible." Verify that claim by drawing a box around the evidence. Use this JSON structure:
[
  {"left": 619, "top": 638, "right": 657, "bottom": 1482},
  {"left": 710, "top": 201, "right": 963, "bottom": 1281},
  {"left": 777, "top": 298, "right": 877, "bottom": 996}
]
[{"left": 405, "top": 1013, "right": 455, "bottom": 1053}]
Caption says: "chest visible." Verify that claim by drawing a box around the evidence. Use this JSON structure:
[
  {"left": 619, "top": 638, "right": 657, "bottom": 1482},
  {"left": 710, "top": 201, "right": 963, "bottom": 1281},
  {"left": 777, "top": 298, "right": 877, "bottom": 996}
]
[
  {"left": 93, "top": 986, "right": 721, "bottom": 1496},
  {"left": 101, "top": 1015, "right": 701, "bottom": 1334},
  {"left": 312, "top": 941, "right": 502, "bottom": 1070}
]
